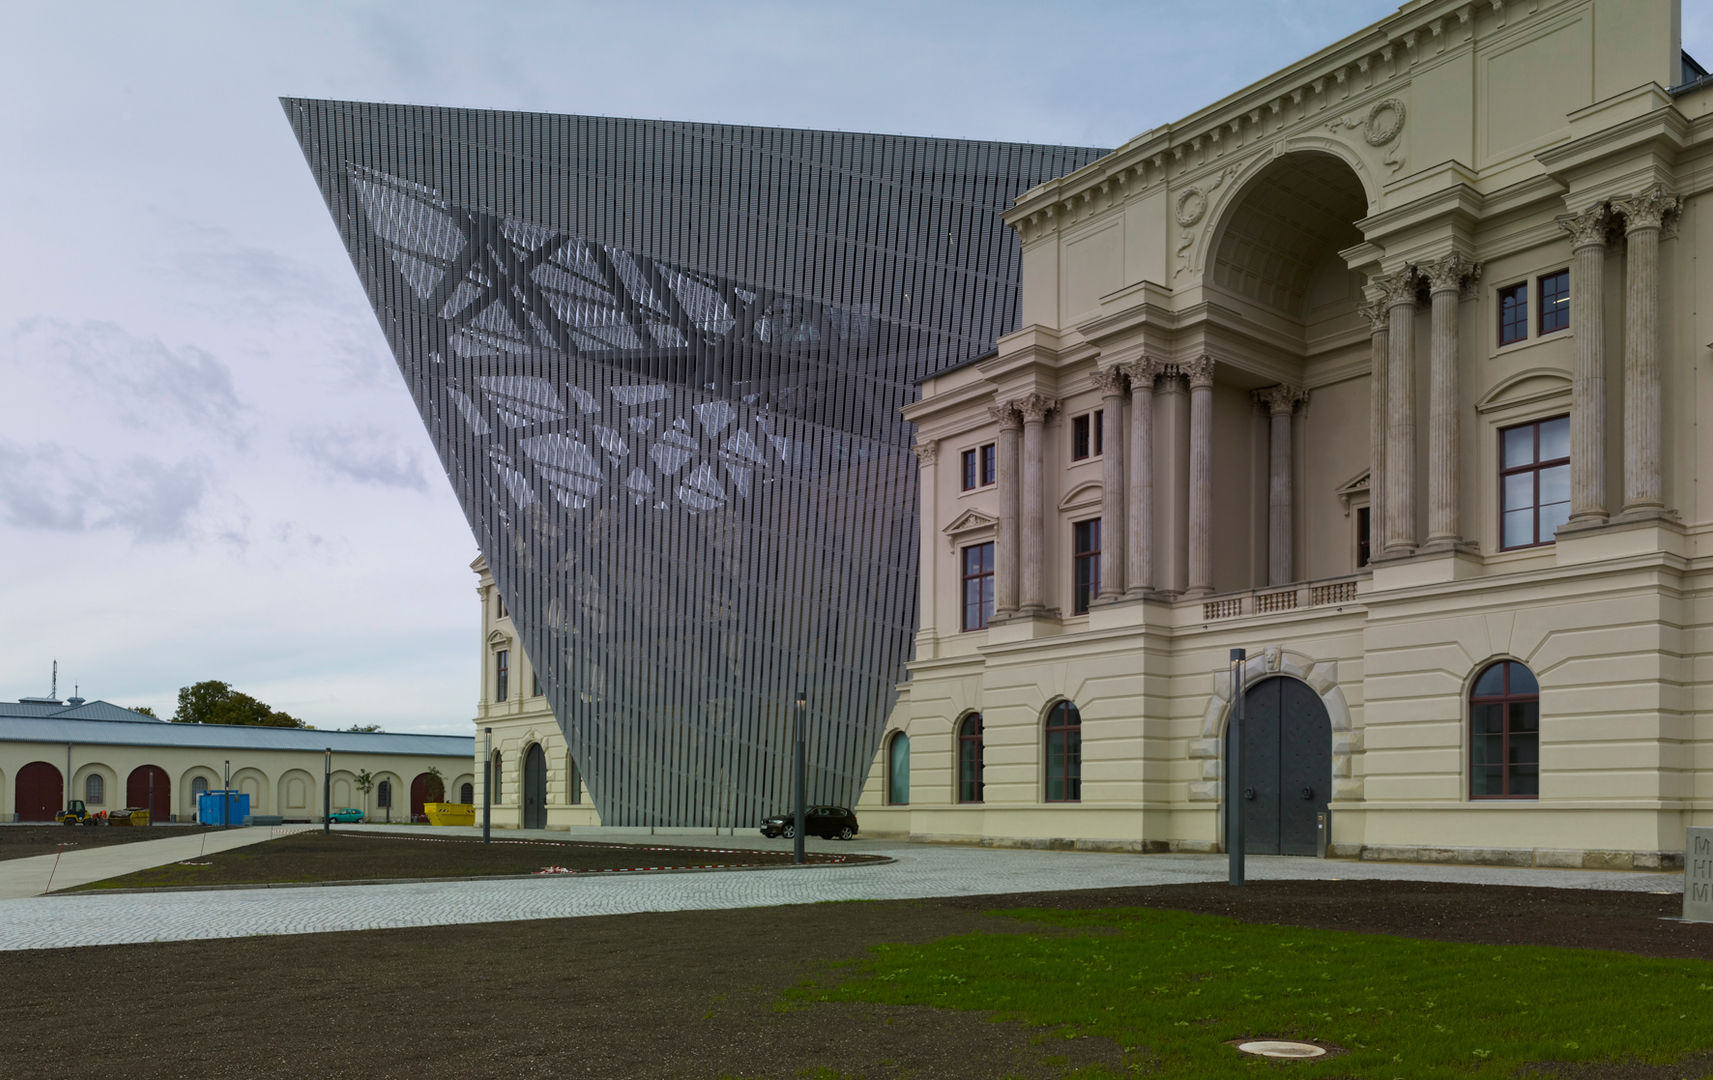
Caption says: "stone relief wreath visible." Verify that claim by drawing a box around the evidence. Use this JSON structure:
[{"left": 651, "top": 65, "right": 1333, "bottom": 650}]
[{"left": 1326, "top": 96, "right": 1407, "bottom": 173}]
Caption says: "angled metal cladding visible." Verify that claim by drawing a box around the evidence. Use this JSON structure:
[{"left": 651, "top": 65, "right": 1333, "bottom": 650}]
[{"left": 283, "top": 98, "right": 1107, "bottom": 826}]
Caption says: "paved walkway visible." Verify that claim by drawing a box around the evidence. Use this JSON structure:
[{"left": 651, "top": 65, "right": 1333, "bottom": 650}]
[
  {"left": 0, "top": 826, "right": 306, "bottom": 901},
  {"left": 0, "top": 825, "right": 1681, "bottom": 952}
]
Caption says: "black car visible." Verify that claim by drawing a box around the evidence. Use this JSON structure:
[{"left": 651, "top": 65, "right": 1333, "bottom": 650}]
[{"left": 760, "top": 806, "right": 858, "bottom": 840}]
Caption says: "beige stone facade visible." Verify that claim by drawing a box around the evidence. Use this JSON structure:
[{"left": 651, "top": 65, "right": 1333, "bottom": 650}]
[
  {"left": 470, "top": 557, "right": 598, "bottom": 829},
  {"left": 859, "top": 0, "right": 1711, "bottom": 868}
]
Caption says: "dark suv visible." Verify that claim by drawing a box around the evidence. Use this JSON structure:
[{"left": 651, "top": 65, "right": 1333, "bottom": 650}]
[{"left": 760, "top": 806, "right": 858, "bottom": 840}]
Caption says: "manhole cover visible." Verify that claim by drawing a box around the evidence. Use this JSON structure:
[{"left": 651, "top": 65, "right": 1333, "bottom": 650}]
[{"left": 1234, "top": 1040, "right": 1328, "bottom": 1059}]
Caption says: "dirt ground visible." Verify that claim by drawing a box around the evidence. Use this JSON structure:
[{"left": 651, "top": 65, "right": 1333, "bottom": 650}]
[
  {"left": 0, "top": 823, "right": 222, "bottom": 861},
  {"left": 3, "top": 879, "right": 1710, "bottom": 1080},
  {"left": 69, "top": 830, "right": 880, "bottom": 889}
]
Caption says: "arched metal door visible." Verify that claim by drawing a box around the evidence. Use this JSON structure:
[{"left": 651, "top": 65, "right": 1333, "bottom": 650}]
[
  {"left": 16, "top": 761, "right": 62, "bottom": 821},
  {"left": 126, "top": 765, "right": 171, "bottom": 822},
  {"left": 1230, "top": 676, "right": 1331, "bottom": 856},
  {"left": 523, "top": 744, "right": 547, "bottom": 829}
]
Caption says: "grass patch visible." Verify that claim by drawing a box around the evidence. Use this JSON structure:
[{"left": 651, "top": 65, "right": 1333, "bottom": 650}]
[{"left": 789, "top": 905, "right": 1713, "bottom": 1079}]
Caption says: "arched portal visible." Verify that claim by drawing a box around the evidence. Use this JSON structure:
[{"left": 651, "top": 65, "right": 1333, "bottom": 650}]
[
  {"left": 410, "top": 772, "right": 442, "bottom": 820},
  {"left": 1209, "top": 150, "right": 1368, "bottom": 319},
  {"left": 126, "top": 765, "right": 171, "bottom": 823},
  {"left": 522, "top": 744, "right": 547, "bottom": 829},
  {"left": 16, "top": 761, "right": 62, "bottom": 821},
  {"left": 1228, "top": 676, "right": 1331, "bottom": 856}
]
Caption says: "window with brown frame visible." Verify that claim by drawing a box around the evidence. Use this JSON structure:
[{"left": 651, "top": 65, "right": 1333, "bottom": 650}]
[
  {"left": 1072, "top": 518, "right": 1100, "bottom": 614},
  {"left": 1070, "top": 411, "right": 1103, "bottom": 461},
  {"left": 961, "top": 542, "right": 994, "bottom": 631},
  {"left": 495, "top": 649, "right": 510, "bottom": 701},
  {"left": 1500, "top": 416, "right": 1570, "bottom": 549},
  {"left": 957, "top": 713, "right": 984, "bottom": 804},
  {"left": 1498, "top": 281, "right": 1529, "bottom": 346},
  {"left": 1469, "top": 661, "right": 1539, "bottom": 799},
  {"left": 1045, "top": 701, "right": 1081, "bottom": 802},
  {"left": 960, "top": 442, "right": 996, "bottom": 490},
  {"left": 1538, "top": 269, "right": 1570, "bottom": 335}
]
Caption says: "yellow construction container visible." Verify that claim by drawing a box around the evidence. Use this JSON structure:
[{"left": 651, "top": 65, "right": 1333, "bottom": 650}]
[{"left": 423, "top": 802, "right": 476, "bottom": 826}]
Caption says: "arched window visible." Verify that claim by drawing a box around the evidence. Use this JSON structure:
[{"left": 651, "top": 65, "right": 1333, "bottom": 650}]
[
  {"left": 491, "top": 752, "right": 503, "bottom": 801},
  {"left": 1045, "top": 701, "right": 1081, "bottom": 803},
  {"left": 957, "top": 714, "right": 984, "bottom": 804},
  {"left": 459, "top": 781, "right": 474, "bottom": 804},
  {"left": 567, "top": 755, "right": 582, "bottom": 804},
  {"left": 84, "top": 774, "right": 105, "bottom": 806},
  {"left": 886, "top": 732, "right": 910, "bottom": 805},
  {"left": 191, "top": 776, "right": 210, "bottom": 797},
  {"left": 377, "top": 779, "right": 393, "bottom": 808},
  {"left": 1470, "top": 661, "right": 1539, "bottom": 799}
]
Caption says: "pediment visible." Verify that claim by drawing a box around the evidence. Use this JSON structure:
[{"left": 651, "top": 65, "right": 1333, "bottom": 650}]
[
  {"left": 1334, "top": 469, "right": 1369, "bottom": 514},
  {"left": 1475, "top": 368, "right": 1572, "bottom": 414},
  {"left": 1058, "top": 481, "right": 1102, "bottom": 512},
  {"left": 486, "top": 629, "right": 512, "bottom": 648},
  {"left": 943, "top": 508, "right": 998, "bottom": 550}
]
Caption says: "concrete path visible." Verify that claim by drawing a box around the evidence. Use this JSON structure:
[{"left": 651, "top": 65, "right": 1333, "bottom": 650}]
[
  {"left": 0, "top": 826, "right": 308, "bottom": 901},
  {"left": 0, "top": 824, "right": 1682, "bottom": 952}
]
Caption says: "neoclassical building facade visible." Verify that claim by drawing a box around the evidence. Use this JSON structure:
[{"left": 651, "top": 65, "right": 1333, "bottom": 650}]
[{"left": 858, "top": 0, "right": 1711, "bottom": 867}]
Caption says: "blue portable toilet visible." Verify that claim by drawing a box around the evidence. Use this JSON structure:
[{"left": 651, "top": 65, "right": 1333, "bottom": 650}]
[{"left": 197, "top": 790, "right": 251, "bottom": 826}]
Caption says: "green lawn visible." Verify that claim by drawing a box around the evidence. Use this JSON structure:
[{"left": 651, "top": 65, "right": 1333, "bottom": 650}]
[{"left": 789, "top": 906, "right": 1713, "bottom": 1079}]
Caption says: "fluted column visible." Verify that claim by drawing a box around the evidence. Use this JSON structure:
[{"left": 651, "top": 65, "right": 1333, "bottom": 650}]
[
  {"left": 1358, "top": 296, "right": 1388, "bottom": 558},
  {"left": 1183, "top": 356, "right": 1216, "bottom": 597},
  {"left": 1119, "top": 358, "right": 1159, "bottom": 596},
  {"left": 1614, "top": 186, "right": 1679, "bottom": 518},
  {"left": 1256, "top": 384, "right": 1306, "bottom": 586},
  {"left": 990, "top": 403, "right": 1021, "bottom": 616},
  {"left": 1558, "top": 204, "right": 1611, "bottom": 527},
  {"left": 1095, "top": 367, "right": 1127, "bottom": 601},
  {"left": 911, "top": 439, "right": 938, "bottom": 638},
  {"left": 1378, "top": 268, "right": 1420, "bottom": 557},
  {"left": 1017, "top": 393, "right": 1057, "bottom": 612},
  {"left": 1423, "top": 253, "right": 1478, "bottom": 550}
]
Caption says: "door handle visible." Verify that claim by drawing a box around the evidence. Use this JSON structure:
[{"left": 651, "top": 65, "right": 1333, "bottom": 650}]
[
  {"left": 1301, "top": 786, "right": 1315, "bottom": 801},
  {"left": 1243, "top": 787, "right": 1256, "bottom": 801}
]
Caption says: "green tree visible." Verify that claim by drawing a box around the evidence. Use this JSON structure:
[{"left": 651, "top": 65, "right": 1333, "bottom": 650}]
[
  {"left": 128, "top": 705, "right": 158, "bottom": 718},
  {"left": 343, "top": 723, "right": 383, "bottom": 733},
  {"left": 424, "top": 765, "right": 446, "bottom": 804},
  {"left": 171, "top": 680, "right": 311, "bottom": 729},
  {"left": 354, "top": 769, "right": 375, "bottom": 819}
]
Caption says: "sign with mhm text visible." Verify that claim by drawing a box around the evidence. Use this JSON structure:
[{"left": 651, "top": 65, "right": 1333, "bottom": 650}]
[{"left": 1687, "top": 828, "right": 1713, "bottom": 924}]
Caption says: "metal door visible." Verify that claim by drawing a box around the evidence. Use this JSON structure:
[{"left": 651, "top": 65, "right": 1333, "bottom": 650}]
[
  {"left": 523, "top": 744, "right": 547, "bottom": 829},
  {"left": 16, "top": 761, "right": 62, "bottom": 821},
  {"left": 1232, "top": 677, "right": 1331, "bottom": 856},
  {"left": 126, "top": 765, "right": 170, "bottom": 822}
]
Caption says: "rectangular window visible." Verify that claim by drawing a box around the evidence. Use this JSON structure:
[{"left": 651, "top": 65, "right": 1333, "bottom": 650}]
[
  {"left": 532, "top": 671, "right": 542, "bottom": 697},
  {"left": 1072, "top": 518, "right": 1101, "bottom": 614},
  {"left": 961, "top": 542, "right": 995, "bottom": 631},
  {"left": 1071, "top": 412, "right": 1103, "bottom": 461},
  {"left": 1356, "top": 505, "right": 1371, "bottom": 569},
  {"left": 495, "top": 593, "right": 507, "bottom": 619},
  {"left": 495, "top": 649, "right": 509, "bottom": 702},
  {"left": 960, "top": 442, "right": 996, "bottom": 490},
  {"left": 1538, "top": 269, "right": 1570, "bottom": 336},
  {"left": 1498, "top": 282, "right": 1529, "bottom": 346},
  {"left": 1499, "top": 416, "right": 1570, "bottom": 549}
]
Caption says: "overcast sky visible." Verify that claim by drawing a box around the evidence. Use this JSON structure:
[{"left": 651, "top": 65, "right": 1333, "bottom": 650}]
[{"left": 3, "top": 2, "right": 1706, "bottom": 734}]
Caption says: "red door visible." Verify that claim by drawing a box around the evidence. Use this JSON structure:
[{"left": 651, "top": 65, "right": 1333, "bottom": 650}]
[
  {"left": 126, "top": 766, "right": 171, "bottom": 822},
  {"left": 16, "top": 762, "right": 63, "bottom": 821},
  {"left": 409, "top": 773, "right": 436, "bottom": 820}
]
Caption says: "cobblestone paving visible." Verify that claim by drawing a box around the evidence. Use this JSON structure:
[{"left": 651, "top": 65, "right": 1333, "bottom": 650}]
[{"left": 0, "top": 827, "right": 1682, "bottom": 951}]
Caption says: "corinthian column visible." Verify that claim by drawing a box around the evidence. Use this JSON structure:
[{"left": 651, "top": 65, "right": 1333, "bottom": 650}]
[
  {"left": 1558, "top": 204, "right": 1611, "bottom": 527},
  {"left": 1422, "top": 253, "right": 1478, "bottom": 550},
  {"left": 1358, "top": 295, "right": 1388, "bottom": 558},
  {"left": 1613, "top": 186, "right": 1679, "bottom": 518},
  {"left": 1119, "top": 358, "right": 1159, "bottom": 596},
  {"left": 1378, "top": 268, "right": 1420, "bottom": 557},
  {"left": 1256, "top": 384, "right": 1307, "bottom": 585},
  {"left": 990, "top": 403, "right": 1022, "bottom": 616},
  {"left": 1016, "top": 393, "right": 1058, "bottom": 612},
  {"left": 1183, "top": 356, "right": 1216, "bottom": 597},
  {"left": 1095, "top": 367, "right": 1127, "bottom": 601}
]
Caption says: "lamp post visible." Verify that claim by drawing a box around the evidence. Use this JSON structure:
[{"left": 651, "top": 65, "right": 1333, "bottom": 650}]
[
  {"left": 793, "top": 688, "right": 807, "bottom": 866},
  {"left": 482, "top": 726, "right": 492, "bottom": 844},
  {"left": 323, "top": 748, "right": 332, "bottom": 834},
  {"left": 1227, "top": 649, "right": 1246, "bottom": 887},
  {"left": 223, "top": 759, "right": 231, "bottom": 831}
]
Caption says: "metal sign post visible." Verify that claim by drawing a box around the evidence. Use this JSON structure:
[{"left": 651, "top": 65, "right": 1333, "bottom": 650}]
[
  {"left": 223, "top": 760, "right": 231, "bottom": 831},
  {"left": 1228, "top": 648, "right": 1246, "bottom": 887},
  {"left": 482, "top": 727, "right": 493, "bottom": 844}
]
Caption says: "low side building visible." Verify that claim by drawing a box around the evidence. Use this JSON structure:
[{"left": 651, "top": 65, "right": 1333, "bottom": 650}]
[
  {"left": 859, "top": 0, "right": 1711, "bottom": 870},
  {"left": 1, "top": 697, "right": 473, "bottom": 824}
]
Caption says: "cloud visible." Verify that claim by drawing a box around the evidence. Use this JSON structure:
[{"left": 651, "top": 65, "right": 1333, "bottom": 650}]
[
  {"left": 0, "top": 442, "right": 208, "bottom": 541},
  {"left": 295, "top": 427, "right": 429, "bottom": 491}
]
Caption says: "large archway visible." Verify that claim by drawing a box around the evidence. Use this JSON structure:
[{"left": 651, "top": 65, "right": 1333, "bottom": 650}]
[
  {"left": 1228, "top": 676, "right": 1331, "bottom": 856},
  {"left": 126, "top": 766, "right": 171, "bottom": 823},
  {"left": 16, "top": 761, "right": 62, "bottom": 821},
  {"left": 522, "top": 744, "right": 547, "bottom": 829}
]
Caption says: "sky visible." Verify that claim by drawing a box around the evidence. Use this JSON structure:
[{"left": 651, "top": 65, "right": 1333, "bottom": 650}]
[{"left": 2, "top": 1, "right": 1707, "bottom": 734}]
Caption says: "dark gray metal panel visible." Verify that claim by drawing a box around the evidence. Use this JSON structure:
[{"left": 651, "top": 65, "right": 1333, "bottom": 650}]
[
  {"left": 1236, "top": 676, "right": 1331, "bottom": 856},
  {"left": 282, "top": 99, "right": 1107, "bottom": 826},
  {"left": 523, "top": 743, "right": 547, "bottom": 829}
]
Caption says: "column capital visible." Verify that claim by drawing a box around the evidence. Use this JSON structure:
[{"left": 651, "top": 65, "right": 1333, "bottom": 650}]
[
  {"left": 1613, "top": 185, "right": 1680, "bottom": 233},
  {"left": 987, "top": 402, "right": 1022, "bottom": 431},
  {"left": 1117, "top": 356, "right": 1163, "bottom": 388},
  {"left": 1253, "top": 384, "right": 1308, "bottom": 415},
  {"left": 1093, "top": 365, "right": 1128, "bottom": 398},
  {"left": 1356, "top": 297, "right": 1390, "bottom": 333},
  {"left": 910, "top": 439, "right": 938, "bottom": 465},
  {"left": 1014, "top": 392, "right": 1058, "bottom": 424},
  {"left": 1373, "top": 267, "right": 1419, "bottom": 308},
  {"left": 1181, "top": 354, "right": 1216, "bottom": 389},
  {"left": 1421, "top": 252, "right": 1480, "bottom": 295},
  {"left": 1556, "top": 203, "right": 1613, "bottom": 249}
]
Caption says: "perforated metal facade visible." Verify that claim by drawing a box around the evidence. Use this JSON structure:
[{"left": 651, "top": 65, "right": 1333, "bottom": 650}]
[{"left": 283, "top": 99, "right": 1105, "bottom": 826}]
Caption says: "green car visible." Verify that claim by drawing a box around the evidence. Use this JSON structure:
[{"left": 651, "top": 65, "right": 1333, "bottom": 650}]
[{"left": 328, "top": 808, "right": 365, "bottom": 824}]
